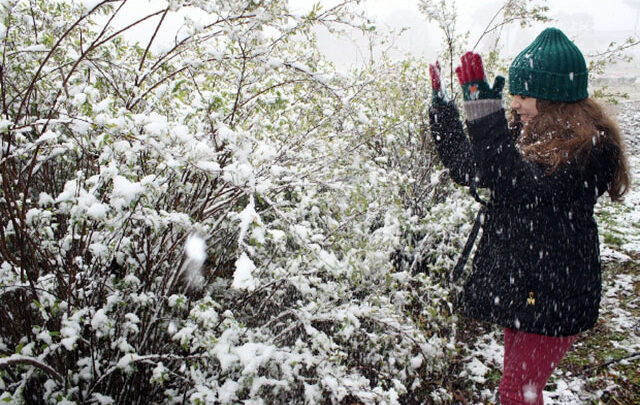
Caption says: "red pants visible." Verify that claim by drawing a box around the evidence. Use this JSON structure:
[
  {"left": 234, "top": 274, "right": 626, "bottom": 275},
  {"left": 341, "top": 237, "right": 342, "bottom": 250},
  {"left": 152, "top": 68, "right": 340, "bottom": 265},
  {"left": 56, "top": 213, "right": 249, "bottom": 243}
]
[{"left": 499, "top": 327, "right": 577, "bottom": 405}]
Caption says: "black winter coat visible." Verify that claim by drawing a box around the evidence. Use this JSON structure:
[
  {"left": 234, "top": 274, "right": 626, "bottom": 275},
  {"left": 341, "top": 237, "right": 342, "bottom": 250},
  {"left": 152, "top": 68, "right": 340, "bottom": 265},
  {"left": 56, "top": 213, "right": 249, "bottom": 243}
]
[{"left": 429, "top": 102, "right": 619, "bottom": 336}]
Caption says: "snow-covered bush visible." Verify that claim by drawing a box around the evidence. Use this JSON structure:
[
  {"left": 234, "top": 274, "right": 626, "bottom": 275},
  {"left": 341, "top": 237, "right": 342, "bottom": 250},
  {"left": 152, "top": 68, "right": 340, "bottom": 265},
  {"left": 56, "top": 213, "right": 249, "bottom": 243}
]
[{"left": 0, "top": 1, "right": 473, "bottom": 403}]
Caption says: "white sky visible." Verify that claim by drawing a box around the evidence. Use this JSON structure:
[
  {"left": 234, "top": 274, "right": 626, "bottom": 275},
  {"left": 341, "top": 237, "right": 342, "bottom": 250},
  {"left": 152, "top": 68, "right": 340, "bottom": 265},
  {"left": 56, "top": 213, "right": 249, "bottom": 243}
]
[
  {"left": 292, "top": 0, "right": 640, "bottom": 67},
  {"left": 119, "top": 0, "right": 640, "bottom": 69},
  {"left": 292, "top": 0, "right": 639, "bottom": 31}
]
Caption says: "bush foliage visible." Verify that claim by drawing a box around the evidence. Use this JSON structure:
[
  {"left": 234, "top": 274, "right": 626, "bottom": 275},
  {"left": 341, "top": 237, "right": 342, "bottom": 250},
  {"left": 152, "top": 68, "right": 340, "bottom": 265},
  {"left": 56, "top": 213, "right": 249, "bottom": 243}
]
[{"left": 0, "top": 1, "right": 475, "bottom": 403}]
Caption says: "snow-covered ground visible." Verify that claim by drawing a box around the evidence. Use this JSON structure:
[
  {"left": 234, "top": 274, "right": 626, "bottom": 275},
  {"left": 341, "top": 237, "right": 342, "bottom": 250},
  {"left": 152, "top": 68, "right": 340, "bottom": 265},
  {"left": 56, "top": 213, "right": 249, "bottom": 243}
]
[{"left": 459, "top": 99, "right": 640, "bottom": 404}]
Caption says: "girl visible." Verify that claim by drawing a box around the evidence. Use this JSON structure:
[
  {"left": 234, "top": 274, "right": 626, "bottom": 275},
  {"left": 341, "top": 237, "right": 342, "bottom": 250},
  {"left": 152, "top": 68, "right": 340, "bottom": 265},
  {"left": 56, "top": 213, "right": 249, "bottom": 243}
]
[{"left": 428, "top": 27, "right": 631, "bottom": 404}]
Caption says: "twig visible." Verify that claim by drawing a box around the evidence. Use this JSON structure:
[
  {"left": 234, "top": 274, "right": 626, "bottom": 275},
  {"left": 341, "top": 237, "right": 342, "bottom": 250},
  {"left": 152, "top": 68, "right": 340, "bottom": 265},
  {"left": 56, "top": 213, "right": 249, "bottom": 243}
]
[
  {"left": 14, "top": 0, "right": 122, "bottom": 125},
  {"left": 138, "top": 7, "right": 170, "bottom": 74},
  {"left": 583, "top": 351, "right": 640, "bottom": 373},
  {"left": 472, "top": 4, "right": 506, "bottom": 51},
  {"left": 0, "top": 355, "right": 64, "bottom": 382},
  {"left": 87, "top": 353, "right": 211, "bottom": 397},
  {"left": 587, "top": 39, "right": 640, "bottom": 59}
]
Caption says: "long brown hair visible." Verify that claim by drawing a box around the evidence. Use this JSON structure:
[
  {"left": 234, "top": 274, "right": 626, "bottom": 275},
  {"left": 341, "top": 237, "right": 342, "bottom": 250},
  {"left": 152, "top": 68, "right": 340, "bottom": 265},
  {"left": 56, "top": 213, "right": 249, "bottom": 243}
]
[{"left": 511, "top": 98, "right": 631, "bottom": 202}]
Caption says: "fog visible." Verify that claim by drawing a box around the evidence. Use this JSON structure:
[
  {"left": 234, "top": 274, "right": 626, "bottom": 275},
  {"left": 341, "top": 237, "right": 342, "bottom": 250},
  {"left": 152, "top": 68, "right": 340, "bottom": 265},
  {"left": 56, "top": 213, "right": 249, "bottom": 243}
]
[
  {"left": 293, "top": 0, "right": 640, "bottom": 68},
  {"left": 118, "top": 0, "right": 640, "bottom": 71}
]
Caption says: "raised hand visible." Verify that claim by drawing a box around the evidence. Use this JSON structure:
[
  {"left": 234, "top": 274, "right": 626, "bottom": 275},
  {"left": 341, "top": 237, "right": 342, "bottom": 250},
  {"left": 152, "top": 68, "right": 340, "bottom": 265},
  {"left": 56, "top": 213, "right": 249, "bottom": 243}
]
[
  {"left": 455, "top": 52, "right": 505, "bottom": 101},
  {"left": 429, "top": 61, "right": 442, "bottom": 92},
  {"left": 429, "top": 61, "right": 450, "bottom": 107}
]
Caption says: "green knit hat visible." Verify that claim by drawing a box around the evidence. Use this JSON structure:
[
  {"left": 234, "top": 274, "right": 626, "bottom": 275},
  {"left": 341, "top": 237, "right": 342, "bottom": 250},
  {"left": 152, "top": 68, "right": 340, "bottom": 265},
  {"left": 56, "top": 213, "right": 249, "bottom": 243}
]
[{"left": 509, "top": 27, "right": 588, "bottom": 102}]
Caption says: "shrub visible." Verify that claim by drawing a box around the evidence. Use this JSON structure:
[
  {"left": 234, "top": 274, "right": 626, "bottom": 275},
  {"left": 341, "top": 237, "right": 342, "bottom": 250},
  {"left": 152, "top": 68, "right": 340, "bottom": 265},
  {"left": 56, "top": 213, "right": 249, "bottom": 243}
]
[{"left": 0, "top": 1, "right": 472, "bottom": 403}]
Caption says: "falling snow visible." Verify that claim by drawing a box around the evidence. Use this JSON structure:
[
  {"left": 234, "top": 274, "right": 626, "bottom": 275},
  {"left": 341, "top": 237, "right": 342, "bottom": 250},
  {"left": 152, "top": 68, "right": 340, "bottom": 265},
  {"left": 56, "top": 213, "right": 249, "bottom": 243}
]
[
  {"left": 460, "top": 100, "right": 640, "bottom": 404},
  {"left": 3, "top": 1, "right": 639, "bottom": 403},
  {"left": 182, "top": 234, "right": 207, "bottom": 287}
]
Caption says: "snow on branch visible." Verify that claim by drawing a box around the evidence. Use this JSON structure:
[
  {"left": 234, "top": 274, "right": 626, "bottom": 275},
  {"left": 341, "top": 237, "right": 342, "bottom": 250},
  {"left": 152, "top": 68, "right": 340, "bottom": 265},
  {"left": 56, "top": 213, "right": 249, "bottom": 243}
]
[{"left": 0, "top": 355, "right": 64, "bottom": 382}]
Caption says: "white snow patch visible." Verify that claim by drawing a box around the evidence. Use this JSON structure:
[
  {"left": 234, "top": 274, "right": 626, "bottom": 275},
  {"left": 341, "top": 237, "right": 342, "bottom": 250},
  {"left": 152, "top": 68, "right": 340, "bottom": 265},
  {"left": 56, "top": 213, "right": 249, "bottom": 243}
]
[
  {"left": 87, "top": 203, "right": 108, "bottom": 219},
  {"left": 37, "top": 130, "right": 58, "bottom": 143},
  {"left": 25, "top": 208, "right": 40, "bottom": 225},
  {"left": 72, "top": 92, "right": 87, "bottom": 106},
  {"left": 218, "top": 379, "right": 240, "bottom": 403},
  {"left": 232, "top": 252, "right": 258, "bottom": 291},
  {"left": 116, "top": 353, "right": 139, "bottom": 370},
  {"left": 409, "top": 355, "right": 423, "bottom": 369},
  {"left": 196, "top": 160, "right": 221, "bottom": 172},
  {"left": 234, "top": 342, "right": 275, "bottom": 374},
  {"left": 236, "top": 196, "right": 259, "bottom": 243},
  {"left": 465, "top": 357, "right": 489, "bottom": 383},
  {"left": 38, "top": 192, "right": 54, "bottom": 207},
  {"left": 91, "top": 308, "right": 111, "bottom": 338},
  {"left": 91, "top": 393, "right": 115, "bottom": 405},
  {"left": 89, "top": 243, "right": 109, "bottom": 258},
  {"left": 111, "top": 176, "right": 144, "bottom": 205},
  {"left": 143, "top": 112, "right": 169, "bottom": 136}
]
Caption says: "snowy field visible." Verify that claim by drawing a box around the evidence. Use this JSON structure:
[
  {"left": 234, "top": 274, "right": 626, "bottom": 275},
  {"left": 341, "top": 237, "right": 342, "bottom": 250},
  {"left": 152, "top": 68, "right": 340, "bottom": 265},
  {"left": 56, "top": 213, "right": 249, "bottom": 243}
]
[{"left": 457, "top": 97, "right": 640, "bottom": 404}]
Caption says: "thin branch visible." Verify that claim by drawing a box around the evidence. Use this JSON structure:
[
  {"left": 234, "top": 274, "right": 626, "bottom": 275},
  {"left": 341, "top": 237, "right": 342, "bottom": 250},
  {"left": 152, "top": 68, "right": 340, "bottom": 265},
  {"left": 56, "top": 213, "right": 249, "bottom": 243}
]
[
  {"left": 587, "top": 39, "right": 640, "bottom": 58},
  {"left": 14, "top": 0, "right": 121, "bottom": 125},
  {"left": 138, "top": 7, "right": 170, "bottom": 75},
  {"left": 89, "top": 353, "right": 211, "bottom": 393},
  {"left": 472, "top": 4, "right": 506, "bottom": 51},
  {"left": 0, "top": 355, "right": 64, "bottom": 382},
  {"left": 583, "top": 351, "right": 640, "bottom": 373}
]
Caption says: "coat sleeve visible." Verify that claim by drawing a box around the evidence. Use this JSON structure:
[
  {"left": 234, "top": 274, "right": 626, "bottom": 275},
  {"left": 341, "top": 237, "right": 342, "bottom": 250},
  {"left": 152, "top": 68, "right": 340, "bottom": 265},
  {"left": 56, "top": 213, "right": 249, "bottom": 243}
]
[
  {"left": 466, "top": 109, "right": 619, "bottom": 203},
  {"left": 429, "top": 102, "right": 477, "bottom": 187}
]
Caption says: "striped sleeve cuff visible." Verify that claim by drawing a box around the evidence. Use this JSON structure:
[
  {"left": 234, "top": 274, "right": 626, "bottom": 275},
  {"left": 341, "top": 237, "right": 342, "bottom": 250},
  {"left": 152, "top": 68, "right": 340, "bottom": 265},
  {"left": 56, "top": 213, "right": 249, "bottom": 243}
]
[{"left": 463, "top": 99, "right": 504, "bottom": 121}]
